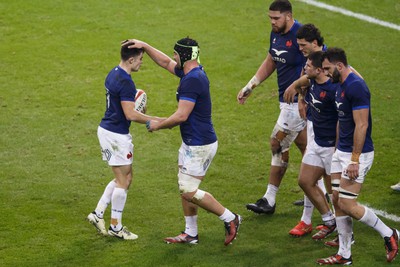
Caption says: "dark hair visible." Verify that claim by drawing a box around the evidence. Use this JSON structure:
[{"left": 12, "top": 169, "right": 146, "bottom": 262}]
[
  {"left": 176, "top": 37, "right": 199, "bottom": 47},
  {"left": 120, "top": 46, "right": 144, "bottom": 61},
  {"left": 296, "top": 24, "right": 324, "bottom": 46},
  {"left": 308, "top": 51, "right": 324, "bottom": 68},
  {"left": 322, "top": 47, "right": 348, "bottom": 66},
  {"left": 269, "top": 0, "right": 292, "bottom": 13}
]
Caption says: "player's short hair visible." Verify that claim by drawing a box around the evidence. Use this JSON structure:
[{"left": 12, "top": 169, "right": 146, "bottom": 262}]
[
  {"left": 322, "top": 47, "right": 348, "bottom": 66},
  {"left": 296, "top": 23, "right": 324, "bottom": 46},
  {"left": 269, "top": 0, "right": 292, "bottom": 13},
  {"left": 120, "top": 46, "right": 144, "bottom": 61},
  {"left": 308, "top": 51, "right": 324, "bottom": 68}
]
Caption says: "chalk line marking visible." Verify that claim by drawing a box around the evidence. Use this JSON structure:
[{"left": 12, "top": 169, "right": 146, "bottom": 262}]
[
  {"left": 363, "top": 203, "right": 400, "bottom": 223},
  {"left": 298, "top": 0, "right": 400, "bottom": 31}
]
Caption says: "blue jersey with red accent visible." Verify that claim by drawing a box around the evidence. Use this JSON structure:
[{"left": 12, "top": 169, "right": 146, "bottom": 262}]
[
  {"left": 99, "top": 66, "right": 137, "bottom": 134},
  {"left": 175, "top": 65, "right": 217, "bottom": 146},
  {"left": 308, "top": 79, "right": 338, "bottom": 147},
  {"left": 305, "top": 44, "right": 328, "bottom": 121},
  {"left": 336, "top": 73, "right": 374, "bottom": 153},
  {"left": 269, "top": 20, "right": 306, "bottom": 102}
]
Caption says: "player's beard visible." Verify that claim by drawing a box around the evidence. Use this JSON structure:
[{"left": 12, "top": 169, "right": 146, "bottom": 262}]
[
  {"left": 272, "top": 22, "right": 286, "bottom": 33},
  {"left": 331, "top": 68, "right": 341, "bottom": 83}
]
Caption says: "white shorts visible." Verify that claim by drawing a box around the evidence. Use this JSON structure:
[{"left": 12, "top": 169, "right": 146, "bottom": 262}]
[
  {"left": 178, "top": 141, "right": 218, "bottom": 176},
  {"left": 306, "top": 120, "right": 314, "bottom": 145},
  {"left": 97, "top": 126, "right": 134, "bottom": 166},
  {"left": 330, "top": 149, "right": 374, "bottom": 183},
  {"left": 277, "top": 102, "right": 306, "bottom": 132},
  {"left": 302, "top": 138, "right": 335, "bottom": 175}
]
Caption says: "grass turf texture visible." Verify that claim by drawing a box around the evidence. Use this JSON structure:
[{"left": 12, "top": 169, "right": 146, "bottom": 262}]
[{"left": 1, "top": 0, "right": 399, "bottom": 266}]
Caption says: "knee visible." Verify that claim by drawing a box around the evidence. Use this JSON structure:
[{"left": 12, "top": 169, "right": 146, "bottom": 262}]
[
  {"left": 181, "top": 191, "right": 195, "bottom": 202},
  {"left": 181, "top": 190, "right": 206, "bottom": 203},
  {"left": 338, "top": 199, "right": 350, "bottom": 214},
  {"left": 281, "top": 151, "right": 289, "bottom": 164},
  {"left": 270, "top": 138, "right": 281, "bottom": 154},
  {"left": 338, "top": 198, "right": 356, "bottom": 215},
  {"left": 178, "top": 172, "right": 205, "bottom": 202},
  {"left": 298, "top": 176, "right": 308, "bottom": 190},
  {"left": 115, "top": 175, "right": 132, "bottom": 189}
]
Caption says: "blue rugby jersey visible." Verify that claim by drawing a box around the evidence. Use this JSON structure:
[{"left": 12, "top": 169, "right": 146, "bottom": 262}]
[
  {"left": 305, "top": 45, "right": 328, "bottom": 121},
  {"left": 308, "top": 79, "right": 338, "bottom": 147},
  {"left": 336, "top": 73, "right": 374, "bottom": 153},
  {"left": 99, "top": 66, "right": 137, "bottom": 134},
  {"left": 269, "top": 20, "right": 306, "bottom": 102},
  {"left": 174, "top": 66, "right": 217, "bottom": 146}
]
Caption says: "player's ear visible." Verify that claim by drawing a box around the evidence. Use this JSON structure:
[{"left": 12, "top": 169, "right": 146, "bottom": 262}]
[{"left": 285, "top": 11, "right": 292, "bottom": 21}]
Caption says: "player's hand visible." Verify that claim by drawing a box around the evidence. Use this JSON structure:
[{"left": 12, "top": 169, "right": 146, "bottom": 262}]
[
  {"left": 237, "top": 86, "right": 252, "bottom": 104},
  {"left": 283, "top": 86, "right": 297, "bottom": 104},
  {"left": 298, "top": 99, "right": 307, "bottom": 119},
  {"left": 146, "top": 120, "right": 160, "bottom": 132},
  {"left": 121, "top": 39, "right": 145, "bottom": 49},
  {"left": 346, "top": 162, "right": 359, "bottom": 180}
]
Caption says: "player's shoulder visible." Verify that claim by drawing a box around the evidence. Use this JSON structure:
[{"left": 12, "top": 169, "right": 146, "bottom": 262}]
[
  {"left": 345, "top": 73, "right": 370, "bottom": 97},
  {"left": 347, "top": 73, "right": 368, "bottom": 88},
  {"left": 292, "top": 20, "right": 302, "bottom": 31}
]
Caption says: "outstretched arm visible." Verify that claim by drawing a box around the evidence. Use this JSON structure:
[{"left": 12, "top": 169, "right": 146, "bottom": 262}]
[
  {"left": 121, "top": 101, "right": 164, "bottom": 123},
  {"left": 147, "top": 100, "right": 195, "bottom": 131},
  {"left": 122, "top": 39, "right": 177, "bottom": 75}
]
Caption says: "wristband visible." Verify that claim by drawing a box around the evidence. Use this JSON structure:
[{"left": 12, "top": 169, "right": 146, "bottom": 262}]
[
  {"left": 349, "top": 161, "right": 359, "bottom": 165},
  {"left": 246, "top": 75, "right": 260, "bottom": 90},
  {"left": 145, "top": 120, "right": 151, "bottom": 130},
  {"left": 241, "top": 86, "right": 252, "bottom": 97}
]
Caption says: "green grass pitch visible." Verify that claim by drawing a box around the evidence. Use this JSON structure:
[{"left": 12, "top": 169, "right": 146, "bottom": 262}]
[{"left": 1, "top": 0, "right": 399, "bottom": 266}]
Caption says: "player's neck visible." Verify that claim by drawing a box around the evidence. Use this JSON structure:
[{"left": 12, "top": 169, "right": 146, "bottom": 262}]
[
  {"left": 183, "top": 60, "right": 199, "bottom": 75},
  {"left": 315, "top": 74, "right": 329, "bottom": 85},
  {"left": 119, "top": 61, "right": 131, "bottom": 75},
  {"left": 283, "top": 19, "right": 295, "bottom": 34},
  {"left": 340, "top": 68, "right": 352, "bottom": 84}
]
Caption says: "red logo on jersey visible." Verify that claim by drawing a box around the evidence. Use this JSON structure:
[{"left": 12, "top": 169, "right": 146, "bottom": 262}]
[
  {"left": 320, "top": 91, "right": 326, "bottom": 99},
  {"left": 127, "top": 152, "right": 132, "bottom": 159},
  {"left": 286, "top": 40, "right": 292, "bottom": 48},
  {"left": 341, "top": 91, "right": 345, "bottom": 98}
]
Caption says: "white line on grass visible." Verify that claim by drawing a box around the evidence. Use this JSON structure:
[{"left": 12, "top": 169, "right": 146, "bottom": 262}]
[
  {"left": 363, "top": 203, "right": 400, "bottom": 223},
  {"left": 299, "top": 0, "right": 400, "bottom": 31}
]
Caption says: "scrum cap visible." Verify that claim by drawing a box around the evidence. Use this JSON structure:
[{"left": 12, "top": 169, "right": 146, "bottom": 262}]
[{"left": 174, "top": 37, "right": 200, "bottom": 68}]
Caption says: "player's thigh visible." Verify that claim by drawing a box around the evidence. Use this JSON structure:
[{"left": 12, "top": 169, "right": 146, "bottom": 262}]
[
  {"left": 178, "top": 141, "right": 218, "bottom": 177},
  {"left": 299, "top": 163, "right": 325, "bottom": 186},
  {"left": 277, "top": 102, "right": 306, "bottom": 132}
]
